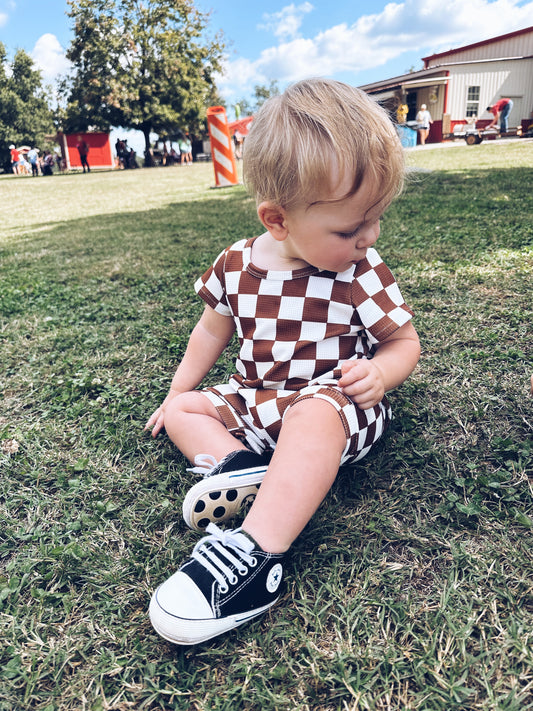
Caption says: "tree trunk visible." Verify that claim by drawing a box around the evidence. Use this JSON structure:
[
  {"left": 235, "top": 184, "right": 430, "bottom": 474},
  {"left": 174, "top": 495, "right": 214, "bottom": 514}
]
[{"left": 143, "top": 126, "right": 154, "bottom": 167}]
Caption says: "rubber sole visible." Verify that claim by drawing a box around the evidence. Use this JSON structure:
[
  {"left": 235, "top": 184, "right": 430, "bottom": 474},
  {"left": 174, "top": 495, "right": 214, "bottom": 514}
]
[
  {"left": 149, "top": 589, "right": 277, "bottom": 645},
  {"left": 182, "top": 465, "right": 268, "bottom": 530}
]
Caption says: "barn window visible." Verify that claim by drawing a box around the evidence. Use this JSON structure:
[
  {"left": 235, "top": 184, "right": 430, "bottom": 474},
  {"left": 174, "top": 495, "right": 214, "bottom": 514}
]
[{"left": 466, "top": 86, "right": 480, "bottom": 117}]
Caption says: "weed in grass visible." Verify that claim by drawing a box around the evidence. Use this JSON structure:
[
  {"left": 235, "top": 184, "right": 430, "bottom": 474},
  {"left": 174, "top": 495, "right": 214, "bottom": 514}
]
[{"left": 1, "top": 148, "right": 532, "bottom": 709}]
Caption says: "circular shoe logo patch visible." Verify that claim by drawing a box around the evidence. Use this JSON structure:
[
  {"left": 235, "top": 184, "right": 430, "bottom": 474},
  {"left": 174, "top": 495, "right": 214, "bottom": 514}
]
[{"left": 266, "top": 563, "right": 283, "bottom": 593}]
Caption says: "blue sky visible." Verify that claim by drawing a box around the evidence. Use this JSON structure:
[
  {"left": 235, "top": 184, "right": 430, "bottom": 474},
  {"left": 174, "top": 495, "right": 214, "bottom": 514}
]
[{"left": 1, "top": 0, "right": 533, "bottom": 150}]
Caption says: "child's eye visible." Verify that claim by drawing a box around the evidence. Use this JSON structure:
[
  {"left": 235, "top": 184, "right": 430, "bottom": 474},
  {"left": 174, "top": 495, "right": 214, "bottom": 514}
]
[
  {"left": 335, "top": 227, "right": 361, "bottom": 240},
  {"left": 336, "top": 217, "right": 381, "bottom": 240}
]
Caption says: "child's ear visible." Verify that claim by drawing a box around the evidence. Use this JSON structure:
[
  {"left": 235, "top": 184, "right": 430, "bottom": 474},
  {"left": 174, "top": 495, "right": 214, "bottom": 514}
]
[{"left": 257, "top": 201, "right": 289, "bottom": 241}]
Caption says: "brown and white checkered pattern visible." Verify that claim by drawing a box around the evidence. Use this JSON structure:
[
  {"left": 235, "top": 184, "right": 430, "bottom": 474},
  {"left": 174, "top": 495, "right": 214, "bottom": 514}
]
[
  {"left": 202, "top": 381, "right": 391, "bottom": 464},
  {"left": 195, "top": 238, "right": 413, "bottom": 464}
]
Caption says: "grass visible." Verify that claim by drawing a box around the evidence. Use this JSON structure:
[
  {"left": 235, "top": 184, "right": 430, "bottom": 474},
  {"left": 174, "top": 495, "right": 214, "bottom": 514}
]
[{"left": 1, "top": 139, "right": 532, "bottom": 710}]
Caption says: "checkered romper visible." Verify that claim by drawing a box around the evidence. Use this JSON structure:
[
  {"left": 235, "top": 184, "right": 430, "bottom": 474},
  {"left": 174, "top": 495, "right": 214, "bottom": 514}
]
[{"left": 195, "top": 238, "right": 413, "bottom": 465}]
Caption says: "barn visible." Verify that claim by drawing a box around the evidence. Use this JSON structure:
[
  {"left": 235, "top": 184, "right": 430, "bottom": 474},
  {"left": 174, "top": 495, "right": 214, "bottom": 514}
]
[{"left": 359, "top": 26, "right": 533, "bottom": 144}]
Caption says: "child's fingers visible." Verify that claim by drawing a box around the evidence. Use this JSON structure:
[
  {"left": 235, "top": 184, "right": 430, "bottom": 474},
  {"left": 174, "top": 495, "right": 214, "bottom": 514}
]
[
  {"left": 150, "top": 419, "right": 164, "bottom": 437},
  {"left": 144, "top": 408, "right": 161, "bottom": 430},
  {"left": 338, "top": 359, "right": 366, "bottom": 386}
]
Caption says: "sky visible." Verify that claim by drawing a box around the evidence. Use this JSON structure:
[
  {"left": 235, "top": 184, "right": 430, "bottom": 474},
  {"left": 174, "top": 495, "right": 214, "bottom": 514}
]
[{"left": 1, "top": 0, "right": 533, "bottom": 151}]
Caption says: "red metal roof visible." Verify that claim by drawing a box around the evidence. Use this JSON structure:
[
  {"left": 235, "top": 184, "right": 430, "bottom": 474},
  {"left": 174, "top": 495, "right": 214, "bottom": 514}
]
[{"left": 422, "top": 25, "right": 533, "bottom": 67}]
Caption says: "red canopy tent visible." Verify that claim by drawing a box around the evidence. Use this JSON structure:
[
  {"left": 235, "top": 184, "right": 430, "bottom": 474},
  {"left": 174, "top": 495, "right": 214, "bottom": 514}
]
[{"left": 228, "top": 116, "right": 254, "bottom": 136}]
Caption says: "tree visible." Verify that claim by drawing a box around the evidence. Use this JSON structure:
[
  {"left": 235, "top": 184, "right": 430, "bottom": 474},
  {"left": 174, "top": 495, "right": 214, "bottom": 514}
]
[
  {"left": 62, "top": 0, "right": 225, "bottom": 164},
  {"left": 0, "top": 42, "right": 55, "bottom": 172},
  {"left": 233, "top": 80, "right": 280, "bottom": 118},
  {"left": 253, "top": 80, "right": 280, "bottom": 110}
]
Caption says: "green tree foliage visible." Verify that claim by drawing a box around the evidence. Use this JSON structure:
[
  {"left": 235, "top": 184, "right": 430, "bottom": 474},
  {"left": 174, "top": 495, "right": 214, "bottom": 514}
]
[
  {"left": 62, "top": 0, "right": 225, "bottom": 164},
  {"left": 233, "top": 80, "right": 280, "bottom": 118},
  {"left": 0, "top": 42, "right": 55, "bottom": 172}
]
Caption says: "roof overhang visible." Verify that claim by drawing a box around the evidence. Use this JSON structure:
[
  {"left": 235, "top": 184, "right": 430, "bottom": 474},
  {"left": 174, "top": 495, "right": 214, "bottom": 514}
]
[
  {"left": 372, "top": 89, "right": 398, "bottom": 100},
  {"left": 401, "top": 76, "right": 449, "bottom": 90},
  {"left": 360, "top": 70, "right": 448, "bottom": 94}
]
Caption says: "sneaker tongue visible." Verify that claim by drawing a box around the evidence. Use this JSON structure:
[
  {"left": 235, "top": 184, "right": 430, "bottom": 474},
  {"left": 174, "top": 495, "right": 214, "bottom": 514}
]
[{"left": 205, "top": 523, "right": 255, "bottom": 554}]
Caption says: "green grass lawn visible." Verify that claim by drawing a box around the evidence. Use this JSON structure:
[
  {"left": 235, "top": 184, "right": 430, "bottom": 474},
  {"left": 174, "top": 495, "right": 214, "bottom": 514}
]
[{"left": 1, "top": 140, "right": 532, "bottom": 710}]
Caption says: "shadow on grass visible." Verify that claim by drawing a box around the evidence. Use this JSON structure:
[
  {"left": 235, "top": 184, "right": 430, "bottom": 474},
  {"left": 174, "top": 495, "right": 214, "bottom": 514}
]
[{"left": 1, "top": 166, "right": 532, "bottom": 711}]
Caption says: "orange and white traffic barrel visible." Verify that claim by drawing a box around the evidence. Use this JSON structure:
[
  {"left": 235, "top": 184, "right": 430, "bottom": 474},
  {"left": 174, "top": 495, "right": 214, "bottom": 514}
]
[{"left": 206, "top": 106, "right": 239, "bottom": 187}]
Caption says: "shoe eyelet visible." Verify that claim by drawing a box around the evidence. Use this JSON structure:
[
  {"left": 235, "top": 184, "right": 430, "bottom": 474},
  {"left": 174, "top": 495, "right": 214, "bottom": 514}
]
[
  {"left": 249, "top": 557, "right": 258, "bottom": 568},
  {"left": 229, "top": 574, "right": 238, "bottom": 585},
  {"left": 238, "top": 566, "right": 248, "bottom": 576},
  {"left": 219, "top": 584, "right": 229, "bottom": 594}
]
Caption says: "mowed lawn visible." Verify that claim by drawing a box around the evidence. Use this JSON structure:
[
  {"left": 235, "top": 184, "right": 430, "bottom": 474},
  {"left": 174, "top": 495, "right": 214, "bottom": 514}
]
[{"left": 1, "top": 139, "right": 532, "bottom": 710}]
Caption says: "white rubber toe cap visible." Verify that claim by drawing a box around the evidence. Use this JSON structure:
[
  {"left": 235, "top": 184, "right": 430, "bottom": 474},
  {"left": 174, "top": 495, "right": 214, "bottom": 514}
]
[{"left": 154, "top": 571, "right": 213, "bottom": 619}]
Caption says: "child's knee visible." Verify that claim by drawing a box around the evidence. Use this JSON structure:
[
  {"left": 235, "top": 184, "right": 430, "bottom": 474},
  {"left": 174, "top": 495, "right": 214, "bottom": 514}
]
[
  {"left": 283, "top": 397, "right": 347, "bottom": 446},
  {"left": 171, "top": 390, "right": 216, "bottom": 416}
]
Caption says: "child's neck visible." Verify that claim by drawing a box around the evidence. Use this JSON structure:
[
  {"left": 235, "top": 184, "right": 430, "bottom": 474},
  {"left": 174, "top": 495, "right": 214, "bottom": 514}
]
[{"left": 252, "top": 232, "right": 310, "bottom": 271}]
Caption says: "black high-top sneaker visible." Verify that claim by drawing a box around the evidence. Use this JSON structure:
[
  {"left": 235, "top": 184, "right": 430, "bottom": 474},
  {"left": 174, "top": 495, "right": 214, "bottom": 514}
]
[
  {"left": 182, "top": 450, "right": 269, "bottom": 530},
  {"left": 149, "top": 524, "right": 285, "bottom": 645}
]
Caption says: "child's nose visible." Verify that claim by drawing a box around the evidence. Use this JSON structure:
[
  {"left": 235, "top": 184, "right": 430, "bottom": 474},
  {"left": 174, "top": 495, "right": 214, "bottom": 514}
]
[{"left": 356, "top": 221, "right": 380, "bottom": 249}]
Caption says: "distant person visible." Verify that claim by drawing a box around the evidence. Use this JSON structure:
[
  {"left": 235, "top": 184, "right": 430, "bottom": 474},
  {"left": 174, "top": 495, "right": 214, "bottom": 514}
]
[
  {"left": 234, "top": 130, "right": 244, "bottom": 159},
  {"left": 416, "top": 104, "right": 433, "bottom": 145},
  {"left": 42, "top": 151, "right": 54, "bottom": 176},
  {"left": 115, "top": 138, "right": 127, "bottom": 168},
  {"left": 146, "top": 78, "right": 420, "bottom": 646},
  {"left": 27, "top": 147, "right": 40, "bottom": 177},
  {"left": 123, "top": 140, "right": 133, "bottom": 168},
  {"left": 9, "top": 145, "right": 21, "bottom": 174},
  {"left": 486, "top": 98, "right": 514, "bottom": 133},
  {"left": 77, "top": 137, "right": 90, "bottom": 173},
  {"left": 170, "top": 146, "right": 179, "bottom": 164},
  {"left": 179, "top": 135, "right": 192, "bottom": 165},
  {"left": 19, "top": 155, "right": 31, "bottom": 175},
  {"left": 127, "top": 147, "right": 137, "bottom": 168},
  {"left": 55, "top": 151, "right": 64, "bottom": 173}
]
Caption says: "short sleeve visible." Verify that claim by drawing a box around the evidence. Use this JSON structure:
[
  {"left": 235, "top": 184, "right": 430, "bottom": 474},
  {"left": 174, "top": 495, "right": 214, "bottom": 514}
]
[
  {"left": 352, "top": 248, "right": 414, "bottom": 344},
  {"left": 194, "top": 246, "right": 233, "bottom": 316}
]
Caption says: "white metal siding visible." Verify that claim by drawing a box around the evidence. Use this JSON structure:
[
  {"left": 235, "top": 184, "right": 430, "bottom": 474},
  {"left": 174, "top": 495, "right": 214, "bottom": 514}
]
[
  {"left": 446, "top": 58, "right": 533, "bottom": 124},
  {"left": 426, "top": 30, "right": 533, "bottom": 66}
]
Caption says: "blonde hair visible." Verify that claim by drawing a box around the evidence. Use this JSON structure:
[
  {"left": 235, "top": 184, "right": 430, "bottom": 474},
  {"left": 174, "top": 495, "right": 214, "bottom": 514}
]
[{"left": 243, "top": 78, "right": 404, "bottom": 211}]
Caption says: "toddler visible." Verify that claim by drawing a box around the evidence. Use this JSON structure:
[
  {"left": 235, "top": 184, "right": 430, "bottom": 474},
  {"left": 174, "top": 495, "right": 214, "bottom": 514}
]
[{"left": 145, "top": 78, "right": 421, "bottom": 645}]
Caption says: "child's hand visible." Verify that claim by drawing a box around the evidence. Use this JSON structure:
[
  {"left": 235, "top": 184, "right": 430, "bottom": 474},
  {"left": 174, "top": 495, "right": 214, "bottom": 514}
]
[
  {"left": 144, "top": 391, "right": 178, "bottom": 438},
  {"left": 145, "top": 405, "right": 164, "bottom": 437},
  {"left": 337, "top": 359, "right": 385, "bottom": 410}
]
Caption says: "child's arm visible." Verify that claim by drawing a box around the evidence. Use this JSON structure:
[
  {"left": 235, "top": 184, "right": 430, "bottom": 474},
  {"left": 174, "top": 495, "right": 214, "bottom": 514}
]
[
  {"left": 337, "top": 321, "right": 420, "bottom": 410},
  {"left": 145, "top": 305, "right": 235, "bottom": 437}
]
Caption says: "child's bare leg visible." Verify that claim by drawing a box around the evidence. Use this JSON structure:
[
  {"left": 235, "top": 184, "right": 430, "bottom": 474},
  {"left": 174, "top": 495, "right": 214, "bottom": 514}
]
[
  {"left": 149, "top": 396, "right": 348, "bottom": 645},
  {"left": 164, "top": 391, "right": 247, "bottom": 462},
  {"left": 242, "top": 398, "right": 346, "bottom": 553}
]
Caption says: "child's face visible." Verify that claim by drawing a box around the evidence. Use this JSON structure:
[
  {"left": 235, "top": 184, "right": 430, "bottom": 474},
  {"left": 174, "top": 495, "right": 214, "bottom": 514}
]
[{"left": 281, "top": 174, "right": 385, "bottom": 273}]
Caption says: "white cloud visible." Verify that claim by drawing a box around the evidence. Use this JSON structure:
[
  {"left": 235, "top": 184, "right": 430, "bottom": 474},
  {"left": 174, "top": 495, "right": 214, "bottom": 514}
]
[
  {"left": 0, "top": 12, "right": 8, "bottom": 27},
  {"left": 31, "top": 33, "right": 71, "bottom": 83},
  {"left": 259, "top": 2, "right": 314, "bottom": 41},
  {"left": 218, "top": 0, "right": 533, "bottom": 101}
]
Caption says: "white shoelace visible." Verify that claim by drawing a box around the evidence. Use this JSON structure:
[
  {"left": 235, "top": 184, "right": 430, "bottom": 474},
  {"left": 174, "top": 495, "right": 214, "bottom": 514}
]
[
  {"left": 191, "top": 523, "right": 257, "bottom": 592},
  {"left": 186, "top": 454, "right": 218, "bottom": 477}
]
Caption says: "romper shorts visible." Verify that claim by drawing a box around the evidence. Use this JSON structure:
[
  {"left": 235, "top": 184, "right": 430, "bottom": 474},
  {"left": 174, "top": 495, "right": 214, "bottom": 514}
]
[{"left": 201, "top": 379, "right": 392, "bottom": 466}]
